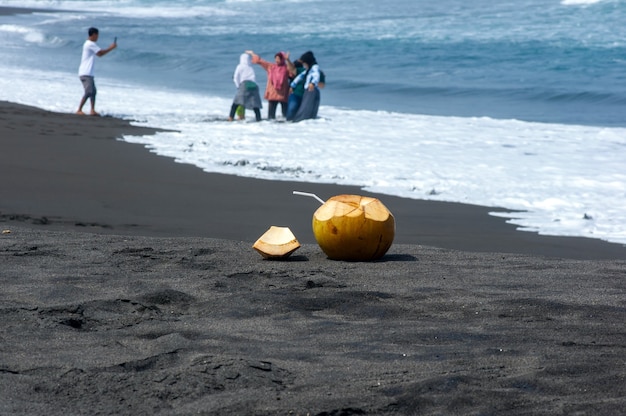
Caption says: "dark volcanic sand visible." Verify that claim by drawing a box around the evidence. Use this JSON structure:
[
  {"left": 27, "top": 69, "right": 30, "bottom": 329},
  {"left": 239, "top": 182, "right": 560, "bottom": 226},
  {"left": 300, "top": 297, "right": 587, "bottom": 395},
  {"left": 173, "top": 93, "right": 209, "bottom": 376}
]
[
  {"left": 1, "top": 96, "right": 625, "bottom": 415},
  {"left": 1, "top": 227, "right": 625, "bottom": 415}
]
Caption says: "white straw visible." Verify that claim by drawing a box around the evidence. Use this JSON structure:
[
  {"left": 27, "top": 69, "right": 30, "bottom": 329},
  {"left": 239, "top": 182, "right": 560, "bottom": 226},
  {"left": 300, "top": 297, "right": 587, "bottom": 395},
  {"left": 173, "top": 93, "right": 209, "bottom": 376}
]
[{"left": 293, "top": 191, "right": 325, "bottom": 205}]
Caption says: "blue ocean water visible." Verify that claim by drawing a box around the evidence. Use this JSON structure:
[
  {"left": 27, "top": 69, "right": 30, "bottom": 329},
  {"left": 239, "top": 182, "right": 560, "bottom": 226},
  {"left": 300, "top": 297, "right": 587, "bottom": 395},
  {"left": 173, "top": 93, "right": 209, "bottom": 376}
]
[
  {"left": 1, "top": 0, "right": 625, "bottom": 245},
  {"left": 2, "top": 0, "right": 625, "bottom": 125}
]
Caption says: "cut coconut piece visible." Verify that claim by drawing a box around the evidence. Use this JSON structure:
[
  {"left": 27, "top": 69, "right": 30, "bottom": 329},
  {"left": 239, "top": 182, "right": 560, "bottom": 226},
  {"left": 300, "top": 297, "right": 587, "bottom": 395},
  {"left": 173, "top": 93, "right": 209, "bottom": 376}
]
[
  {"left": 312, "top": 194, "right": 395, "bottom": 261},
  {"left": 253, "top": 226, "right": 301, "bottom": 259}
]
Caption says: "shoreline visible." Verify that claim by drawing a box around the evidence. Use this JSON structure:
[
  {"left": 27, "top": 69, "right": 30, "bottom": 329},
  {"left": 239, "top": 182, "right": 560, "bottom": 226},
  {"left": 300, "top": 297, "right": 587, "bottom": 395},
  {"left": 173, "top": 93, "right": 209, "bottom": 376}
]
[{"left": 1, "top": 99, "right": 625, "bottom": 260}]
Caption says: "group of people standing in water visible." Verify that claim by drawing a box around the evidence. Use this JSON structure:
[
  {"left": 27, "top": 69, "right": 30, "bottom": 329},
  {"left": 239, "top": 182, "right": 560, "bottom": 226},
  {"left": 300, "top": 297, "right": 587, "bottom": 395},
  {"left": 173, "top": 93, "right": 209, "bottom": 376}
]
[
  {"left": 74, "top": 27, "right": 323, "bottom": 121},
  {"left": 228, "top": 50, "right": 324, "bottom": 123}
]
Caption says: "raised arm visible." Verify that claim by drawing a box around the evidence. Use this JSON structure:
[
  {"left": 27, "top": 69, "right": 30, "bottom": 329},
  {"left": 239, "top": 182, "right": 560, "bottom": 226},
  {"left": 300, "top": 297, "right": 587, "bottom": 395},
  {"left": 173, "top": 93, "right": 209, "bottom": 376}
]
[
  {"left": 97, "top": 40, "right": 117, "bottom": 57},
  {"left": 285, "top": 53, "right": 297, "bottom": 77}
]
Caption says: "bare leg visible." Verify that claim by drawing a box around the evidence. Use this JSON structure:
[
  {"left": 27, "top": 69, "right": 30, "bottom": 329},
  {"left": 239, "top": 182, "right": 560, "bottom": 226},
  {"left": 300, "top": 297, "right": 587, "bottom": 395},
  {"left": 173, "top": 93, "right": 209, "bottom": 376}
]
[
  {"left": 76, "top": 96, "right": 88, "bottom": 115},
  {"left": 89, "top": 97, "right": 99, "bottom": 116}
]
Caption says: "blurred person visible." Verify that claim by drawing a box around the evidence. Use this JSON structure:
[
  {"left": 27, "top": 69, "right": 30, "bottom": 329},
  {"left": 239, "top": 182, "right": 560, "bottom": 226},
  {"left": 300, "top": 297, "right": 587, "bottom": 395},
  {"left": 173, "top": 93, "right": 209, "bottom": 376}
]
[
  {"left": 76, "top": 27, "right": 117, "bottom": 116},
  {"left": 228, "top": 52, "right": 262, "bottom": 122},
  {"left": 247, "top": 50, "right": 291, "bottom": 120},
  {"left": 291, "top": 51, "right": 322, "bottom": 122}
]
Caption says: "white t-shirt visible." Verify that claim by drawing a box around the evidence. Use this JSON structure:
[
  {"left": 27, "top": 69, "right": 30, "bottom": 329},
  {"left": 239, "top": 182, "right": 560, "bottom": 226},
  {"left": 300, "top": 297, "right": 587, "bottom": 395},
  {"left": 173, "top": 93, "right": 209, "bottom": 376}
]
[{"left": 78, "top": 40, "right": 101, "bottom": 76}]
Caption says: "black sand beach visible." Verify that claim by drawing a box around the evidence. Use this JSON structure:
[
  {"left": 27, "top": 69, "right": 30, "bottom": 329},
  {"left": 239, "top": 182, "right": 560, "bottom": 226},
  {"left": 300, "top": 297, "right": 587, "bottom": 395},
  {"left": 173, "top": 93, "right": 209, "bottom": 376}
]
[
  {"left": 1, "top": 99, "right": 626, "bottom": 415},
  {"left": 1, "top": 101, "right": 625, "bottom": 260}
]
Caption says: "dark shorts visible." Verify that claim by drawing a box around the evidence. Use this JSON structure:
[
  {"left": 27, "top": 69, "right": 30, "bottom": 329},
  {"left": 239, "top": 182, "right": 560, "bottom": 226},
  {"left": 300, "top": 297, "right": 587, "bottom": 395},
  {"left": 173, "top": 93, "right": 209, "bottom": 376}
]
[{"left": 79, "top": 76, "right": 96, "bottom": 98}]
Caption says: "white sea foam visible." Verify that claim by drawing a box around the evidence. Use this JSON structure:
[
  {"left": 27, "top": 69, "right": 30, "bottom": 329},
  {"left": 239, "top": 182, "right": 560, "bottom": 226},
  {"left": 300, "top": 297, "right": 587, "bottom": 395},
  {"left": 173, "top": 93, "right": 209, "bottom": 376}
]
[
  {"left": 561, "top": 0, "right": 603, "bottom": 5},
  {"left": 2, "top": 64, "right": 624, "bottom": 245},
  {"left": 0, "top": 24, "right": 28, "bottom": 34},
  {"left": 101, "top": 6, "right": 238, "bottom": 19},
  {"left": 0, "top": 24, "right": 41, "bottom": 43}
]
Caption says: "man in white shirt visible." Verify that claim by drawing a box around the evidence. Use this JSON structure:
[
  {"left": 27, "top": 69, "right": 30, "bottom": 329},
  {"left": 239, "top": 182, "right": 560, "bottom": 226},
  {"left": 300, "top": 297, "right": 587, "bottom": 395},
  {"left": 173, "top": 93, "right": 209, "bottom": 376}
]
[{"left": 76, "top": 27, "right": 117, "bottom": 116}]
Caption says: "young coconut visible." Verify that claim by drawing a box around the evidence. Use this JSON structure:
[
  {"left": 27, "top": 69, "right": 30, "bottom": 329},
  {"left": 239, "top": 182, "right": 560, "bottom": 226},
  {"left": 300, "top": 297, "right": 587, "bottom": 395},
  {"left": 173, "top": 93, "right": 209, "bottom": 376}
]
[
  {"left": 311, "top": 194, "right": 395, "bottom": 261},
  {"left": 253, "top": 226, "right": 301, "bottom": 259}
]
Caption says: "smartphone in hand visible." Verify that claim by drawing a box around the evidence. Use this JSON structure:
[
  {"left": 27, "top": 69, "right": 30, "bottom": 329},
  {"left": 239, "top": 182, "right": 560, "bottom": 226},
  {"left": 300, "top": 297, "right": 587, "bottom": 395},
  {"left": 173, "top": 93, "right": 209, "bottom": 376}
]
[{"left": 114, "top": 36, "right": 117, "bottom": 44}]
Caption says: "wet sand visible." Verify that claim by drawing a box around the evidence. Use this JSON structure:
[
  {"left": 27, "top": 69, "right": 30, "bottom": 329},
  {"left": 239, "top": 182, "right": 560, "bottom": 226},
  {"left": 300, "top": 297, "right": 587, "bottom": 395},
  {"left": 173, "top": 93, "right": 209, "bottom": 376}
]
[{"left": 1, "top": 101, "right": 624, "bottom": 260}]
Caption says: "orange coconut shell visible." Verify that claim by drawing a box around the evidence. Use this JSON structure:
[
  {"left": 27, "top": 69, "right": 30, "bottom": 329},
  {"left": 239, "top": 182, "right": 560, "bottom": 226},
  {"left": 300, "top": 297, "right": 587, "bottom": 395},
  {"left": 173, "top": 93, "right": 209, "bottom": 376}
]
[
  {"left": 312, "top": 194, "right": 395, "bottom": 261},
  {"left": 253, "top": 226, "right": 301, "bottom": 259}
]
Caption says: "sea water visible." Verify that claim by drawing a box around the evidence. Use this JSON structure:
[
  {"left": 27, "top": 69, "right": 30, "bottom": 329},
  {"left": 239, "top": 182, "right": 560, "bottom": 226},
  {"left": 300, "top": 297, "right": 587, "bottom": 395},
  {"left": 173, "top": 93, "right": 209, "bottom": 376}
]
[{"left": 0, "top": 0, "right": 625, "bottom": 245}]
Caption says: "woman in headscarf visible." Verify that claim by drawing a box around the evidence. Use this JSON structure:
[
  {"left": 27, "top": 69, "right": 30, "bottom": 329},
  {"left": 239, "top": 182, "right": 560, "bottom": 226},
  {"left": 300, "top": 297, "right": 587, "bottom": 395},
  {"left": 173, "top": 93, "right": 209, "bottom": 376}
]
[
  {"left": 228, "top": 52, "right": 262, "bottom": 122},
  {"left": 290, "top": 51, "right": 322, "bottom": 122},
  {"left": 247, "top": 50, "right": 292, "bottom": 120}
]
